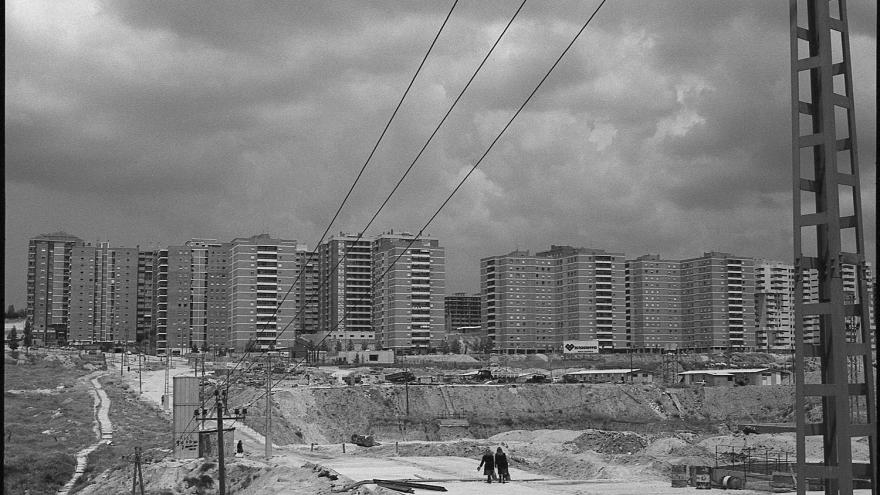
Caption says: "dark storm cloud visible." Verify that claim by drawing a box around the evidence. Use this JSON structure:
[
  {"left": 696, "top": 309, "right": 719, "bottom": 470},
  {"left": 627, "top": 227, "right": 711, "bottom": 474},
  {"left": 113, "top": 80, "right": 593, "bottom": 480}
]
[{"left": 4, "top": 0, "right": 876, "bottom": 307}]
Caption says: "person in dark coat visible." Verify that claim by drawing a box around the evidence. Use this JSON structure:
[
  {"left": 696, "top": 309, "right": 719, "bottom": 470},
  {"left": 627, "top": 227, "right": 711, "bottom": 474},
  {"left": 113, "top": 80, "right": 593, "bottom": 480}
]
[
  {"left": 495, "top": 447, "right": 510, "bottom": 483},
  {"left": 237, "top": 440, "right": 244, "bottom": 454},
  {"left": 477, "top": 448, "right": 495, "bottom": 483}
]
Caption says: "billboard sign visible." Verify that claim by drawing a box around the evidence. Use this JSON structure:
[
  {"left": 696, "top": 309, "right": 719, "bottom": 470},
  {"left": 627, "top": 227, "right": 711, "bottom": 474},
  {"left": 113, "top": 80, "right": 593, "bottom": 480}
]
[{"left": 563, "top": 340, "right": 599, "bottom": 354}]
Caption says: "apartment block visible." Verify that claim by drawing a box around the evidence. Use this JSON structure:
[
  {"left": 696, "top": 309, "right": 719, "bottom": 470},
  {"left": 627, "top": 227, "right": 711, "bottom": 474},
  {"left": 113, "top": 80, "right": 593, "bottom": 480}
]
[
  {"left": 373, "top": 232, "right": 446, "bottom": 353},
  {"left": 541, "top": 246, "right": 627, "bottom": 349},
  {"left": 481, "top": 251, "right": 553, "bottom": 354},
  {"left": 481, "top": 246, "right": 626, "bottom": 354},
  {"left": 153, "top": 246, "right": 193, "bottom": 354},
  {"left": 801, "top": 262, "right": 875, "bottom": 345},
  {"left": 183, "top": 239, "right": 231, "bottom": 351},
  {"left": 228, "top": 234, "right": 304, "bottom": 352},
  {"left": 27, "top": 232, "right": 85, "bottom": 345},
  {"left": 294, "top": 248, "right": 319, "bottom": 337},
  {"left": 68, "top": 243, "right": 139, "bottom": 344},
  {"left": 754, "top": 260, "right": 796, "bottom": 352},
  {"left": 204, "top": 243, "right": 230, "bottom": 351},
  {"left": 136, "top": 250, "right": 155, "bottom": 350},
  {"left": 680, "top": 252, "right": 756, "bottom": 350},
  {"left": 318, "top": 233, "right": 375, "bottom": 346},
  {"left": 625, "top": 255, "right": 683, "bottom": 350},
  {"left": 444, "top": 293, "right": 481, "bottom": 333}
]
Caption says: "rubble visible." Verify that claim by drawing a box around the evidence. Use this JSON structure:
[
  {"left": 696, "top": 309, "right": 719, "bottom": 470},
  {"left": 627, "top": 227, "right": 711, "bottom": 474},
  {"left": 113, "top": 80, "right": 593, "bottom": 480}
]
[{"left": 564, "top": 430, "right": 648, "bottom": 455}]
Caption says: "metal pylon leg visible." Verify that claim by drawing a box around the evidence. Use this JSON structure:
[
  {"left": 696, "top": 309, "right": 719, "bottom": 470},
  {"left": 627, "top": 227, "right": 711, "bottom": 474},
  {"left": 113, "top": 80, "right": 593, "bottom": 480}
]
[{"left": 790, "top": 1, "right": 877, "bottom": 494}]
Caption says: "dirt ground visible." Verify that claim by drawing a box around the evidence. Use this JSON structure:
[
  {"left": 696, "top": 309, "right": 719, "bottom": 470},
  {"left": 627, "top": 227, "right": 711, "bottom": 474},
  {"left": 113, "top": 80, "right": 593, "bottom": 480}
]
[{"left": 55, "top": 354, "right": 876, "bottom": 494}]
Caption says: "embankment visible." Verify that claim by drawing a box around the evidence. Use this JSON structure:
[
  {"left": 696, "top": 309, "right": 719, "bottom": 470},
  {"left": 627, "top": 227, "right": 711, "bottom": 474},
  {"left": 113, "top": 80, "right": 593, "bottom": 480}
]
[{"left": 236, "top": 383, "right": 796, "bottom": 445}]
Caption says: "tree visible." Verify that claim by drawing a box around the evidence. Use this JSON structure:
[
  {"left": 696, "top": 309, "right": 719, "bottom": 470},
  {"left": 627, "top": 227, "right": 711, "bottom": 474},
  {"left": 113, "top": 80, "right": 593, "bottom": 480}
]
[
  {"left": 353, "top": 353, "right": 360, "bottom": 364},
  {"left": 438, "top": 340, "right": 450, "bottom": 354},
  {"left": 335, "top": 340, "right": 343, "bottom": 352},
  {"left": 478, "top": 337, "right": 494, "bottom": 355},
  {"left": 449, "top": 339, "right": 462, "bottom": 354},
  {"left": 8, "top": 327, "right": 19, "bottom": 350},
  {"left": 22, "top": 320, "right": 33, "bottom": 354},
  {"left": 6, "top": 305, "right": 15, "bottom": 317},
  {"left": 346, "top": 339, "right": 355, "bottom": 352}
]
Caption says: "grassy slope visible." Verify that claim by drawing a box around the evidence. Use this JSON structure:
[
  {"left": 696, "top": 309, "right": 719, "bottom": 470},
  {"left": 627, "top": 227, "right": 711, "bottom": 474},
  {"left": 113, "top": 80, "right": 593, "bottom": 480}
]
[
  {"left": 71, "top": 374, "right": 172, "bottom": 493},
  {"left": 3, "top": 357, "right": 94, "bottom": 495}
]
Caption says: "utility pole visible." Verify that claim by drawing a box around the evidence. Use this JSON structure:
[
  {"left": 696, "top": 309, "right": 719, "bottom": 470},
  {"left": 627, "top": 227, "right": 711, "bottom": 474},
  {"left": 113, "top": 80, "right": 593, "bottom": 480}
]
[
  {"left": 196, "top": 354, "right": 205, "bottom": 406},
  {"left": 195, "top": 391, "right": 246, "bottom": 495},
  {"left": 265, "top": 352, "right": 272, "bottom": 458},
  {"left": 405, "top": 361, "right": 410, "bottom": 416},
  {"left": 790, "top": 1, "right": 877, "bottom": 493},
  {"left": 125, "top": 446, "right": 145, "bottom": 495},
  {"left": 163, "top": 351, "right": 170, "bottom": 410},
  {"left": 629, "top": 347, "right": 632, "bottom": 383},
  {"left": 138, "top": 352, "right": 142, "bottom": 395},
  {"left": 216, "top": 391, "right": 226, "bottom": 495}
]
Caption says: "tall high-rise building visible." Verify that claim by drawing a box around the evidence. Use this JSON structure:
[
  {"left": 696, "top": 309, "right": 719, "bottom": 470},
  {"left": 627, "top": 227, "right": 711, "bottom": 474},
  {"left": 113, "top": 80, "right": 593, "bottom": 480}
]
[
  {"left": 295, "top": 247, "right": 319, "bottom": 337},
  {"left": 540, "top": 246, "right": 627, "bottom": 349},
  {"left": 153, "top": 246, "right": 193, "bottom": 355},
  {"left": 754, "top": 260, "right": 796, "bottom": 352},
  {"left": 204, "top": 243, "right": 230, "bottom": 352},
  {"left": 373, "top": 232, "right": 446, "bottom": 353},
  {"left": 27, "top": 232, "right": 85, "bottom": 345},
  {"left": 136, "top": 250, "right": 155, "bottom": 350},
  {"left": 185, "top": 239, "right": 228, "bottom": 351},
  {"left": 444, "top": 293, "right": 481, "bottom": 333},
  {"left": 625, "top": 255, "right": 683, "bottom": 350},
  {"left": 802, "top": 262, "right": 875, "bottom": 345},
  {"left": 481, "top": 250, "right": 553, "bottom": 354},
  {"left": 481, "top": 246, "right": 626, "bottom": 354},
  {"left": 228, "top": 234, "right": 303, "bottom": 352},
  {"left": 318, "top": 233, "right": 375, "bottom": 347},
  {"left": 68, "top": 243, "right": 138, "bottom": 344},
  {"left": 680, "top": 252, "right": 756, "bottom": 350}
]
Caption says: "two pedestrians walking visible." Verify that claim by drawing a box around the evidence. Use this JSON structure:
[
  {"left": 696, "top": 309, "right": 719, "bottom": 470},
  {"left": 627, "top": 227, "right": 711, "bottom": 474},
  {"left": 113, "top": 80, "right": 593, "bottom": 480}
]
[{"left": 477, "top": 447, "right": 510, "bottom": 483}]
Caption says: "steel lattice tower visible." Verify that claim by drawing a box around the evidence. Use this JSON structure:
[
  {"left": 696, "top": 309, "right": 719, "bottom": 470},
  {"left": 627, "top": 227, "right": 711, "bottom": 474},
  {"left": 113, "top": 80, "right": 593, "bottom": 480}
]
[{"left": 790, "top": 0, "right": 877, "bottom": 494}]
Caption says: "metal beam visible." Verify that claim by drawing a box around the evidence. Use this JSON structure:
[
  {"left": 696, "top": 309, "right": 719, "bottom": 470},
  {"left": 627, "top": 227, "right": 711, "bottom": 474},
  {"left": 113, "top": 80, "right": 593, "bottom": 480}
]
[{"left": 790, "top": 1, "right": 877, "bottom": 494}]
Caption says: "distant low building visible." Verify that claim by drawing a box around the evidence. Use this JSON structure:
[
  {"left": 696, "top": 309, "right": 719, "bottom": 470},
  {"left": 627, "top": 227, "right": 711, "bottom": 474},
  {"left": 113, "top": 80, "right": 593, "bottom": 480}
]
[
  {"left": 562, "top": 368, "right": 653, "bottom": 384},
  {"left": 338, "top": 349, "right": 395, "bottom": 365},
  {"left": 677, "top": 368, "right": 788, "bottom": 386}
]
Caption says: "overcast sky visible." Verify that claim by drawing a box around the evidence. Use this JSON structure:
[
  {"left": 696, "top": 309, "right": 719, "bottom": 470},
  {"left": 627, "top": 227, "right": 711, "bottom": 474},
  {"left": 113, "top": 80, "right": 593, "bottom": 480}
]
[{"left": 5, "top": 0, "right": 877, "bottom": 308}]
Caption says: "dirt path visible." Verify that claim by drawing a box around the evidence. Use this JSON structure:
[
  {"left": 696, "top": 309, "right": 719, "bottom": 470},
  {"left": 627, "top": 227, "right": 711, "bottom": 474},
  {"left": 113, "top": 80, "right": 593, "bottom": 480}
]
[{"left": 57, "top": 373, "right": 112, "bottom": 495}]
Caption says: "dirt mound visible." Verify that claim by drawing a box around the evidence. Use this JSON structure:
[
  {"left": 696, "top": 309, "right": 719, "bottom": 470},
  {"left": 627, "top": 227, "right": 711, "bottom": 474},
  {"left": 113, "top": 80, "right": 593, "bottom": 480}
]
[
  {"left": 399, "top": 354, "right": 479, "bottom": 364},
  {"left": 77, "top": 456, "right": 339, "bottom": 495},
  {"left": 489, "top": 429, "right": 584, "bottom": 443},
  {"left": 565, "top": 429, "right": 648, "bottom": 454},
  {"left": 43, "top": 353, "right": 77, "bottom": 369}
]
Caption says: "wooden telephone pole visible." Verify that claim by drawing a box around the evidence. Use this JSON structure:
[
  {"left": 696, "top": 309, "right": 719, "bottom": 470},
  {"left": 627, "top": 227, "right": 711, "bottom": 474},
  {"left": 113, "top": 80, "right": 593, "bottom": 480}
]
[
  {"left": 265, "top": 352, "right": 273, "bottom": 459},
  {"left": 195, "top": 390, "right": 247, "bottom": 495}
]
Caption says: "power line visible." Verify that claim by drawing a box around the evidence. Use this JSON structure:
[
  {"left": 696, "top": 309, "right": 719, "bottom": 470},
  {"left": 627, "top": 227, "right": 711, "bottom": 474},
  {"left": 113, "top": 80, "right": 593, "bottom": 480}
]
[
  {"left": 209, "top": 0, "right": 460, "bottom": 396},
  {"left": 173, "top": 1, "right": 462, "bottom": 436},
  {"left": 225, "top": 0, "right": 531, "bottom": 398},
  {"left": 244, "top": 0, "right": 609, "bottom": 412},
  {"left": 215, "top": 0, "right": 528, "bottom": 403},
  {"left": 263, "top": 0, "right": 529, "bottom": 354}
]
